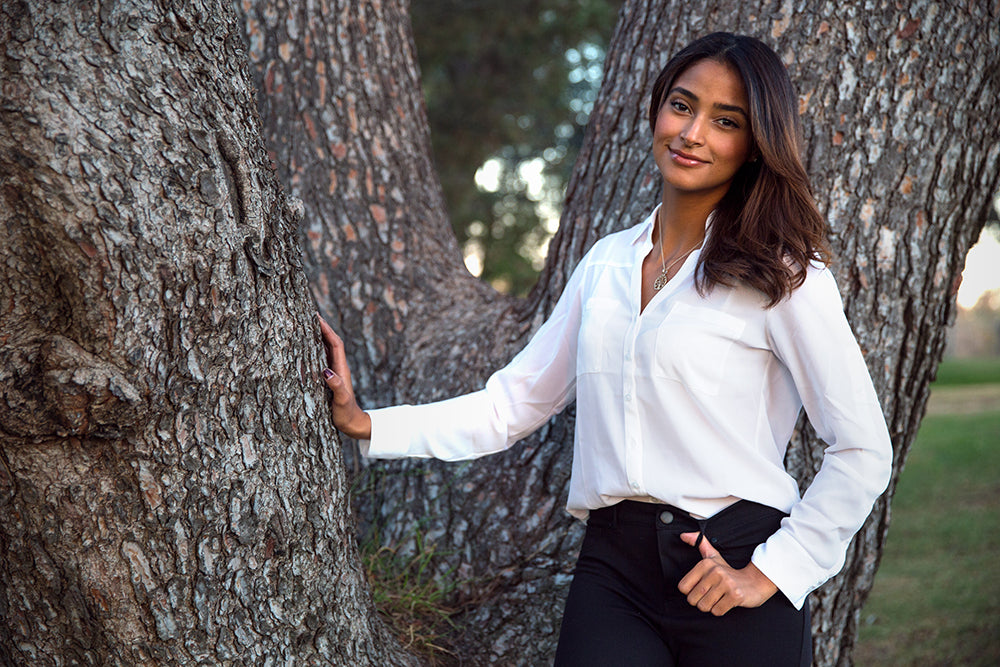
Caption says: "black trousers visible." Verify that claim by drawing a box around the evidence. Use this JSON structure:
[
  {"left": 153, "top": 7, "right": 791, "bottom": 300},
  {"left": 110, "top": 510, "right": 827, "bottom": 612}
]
[{"left": 554, "top": 500, "right": 811, "bottom": 667}]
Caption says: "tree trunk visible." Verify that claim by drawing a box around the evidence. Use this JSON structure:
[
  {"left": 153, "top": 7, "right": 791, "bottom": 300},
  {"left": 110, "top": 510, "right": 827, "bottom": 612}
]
[
  {"left": 0, "top": 1, "right": 414, "bottom": 664},
  {"left": 254, "top": 0, "right": 1000, "bottom": 664},
  {"left": 4, "top": 0, "right": 996, "bottom": 663}
]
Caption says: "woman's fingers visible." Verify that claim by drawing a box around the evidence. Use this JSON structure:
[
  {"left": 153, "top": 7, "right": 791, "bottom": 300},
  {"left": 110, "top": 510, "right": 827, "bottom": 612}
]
[
  {"left": 317, "top": 313, "right": 353, "bottom": 385},
  {"left": 322, "top": 367, "right": 354, "bottom": 410},
  {"left": 316, "top": 314, "right": 354, "bottom": 400},
  {"left": 317, "top": 313, "right": 341, "bottom": 370},
  {"left": 322, "top": 367, "right": 344, "bottom": 396},
  {"left": 677, "top": 532, "right": 778, "bottom": 615}
]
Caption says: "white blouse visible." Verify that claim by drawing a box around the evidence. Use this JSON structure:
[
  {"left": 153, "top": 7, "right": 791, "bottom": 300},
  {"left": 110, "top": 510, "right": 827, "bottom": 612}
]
[{"left": 362, "top": 207, "right": 893, "bottom": 609}]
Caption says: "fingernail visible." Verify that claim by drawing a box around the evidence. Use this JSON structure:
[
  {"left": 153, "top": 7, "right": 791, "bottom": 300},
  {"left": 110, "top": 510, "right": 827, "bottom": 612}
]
[{"left": 323, "top": 368, "right": 334, "bottom": 379}]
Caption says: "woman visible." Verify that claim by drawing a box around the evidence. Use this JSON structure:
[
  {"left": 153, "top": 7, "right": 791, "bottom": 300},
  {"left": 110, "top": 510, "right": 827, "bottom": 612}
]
[{"left": 318, "top": 32, "right": 892, "bottom": 666}]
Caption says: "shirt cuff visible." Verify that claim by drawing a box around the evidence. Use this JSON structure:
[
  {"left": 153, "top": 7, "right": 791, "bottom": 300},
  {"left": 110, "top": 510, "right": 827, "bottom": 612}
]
[
  {"left": 751, "top": 529, "right": 833, "bottom": 610},
  {"left": 362, "top": 405, "right": 418, "bottom": 459}
]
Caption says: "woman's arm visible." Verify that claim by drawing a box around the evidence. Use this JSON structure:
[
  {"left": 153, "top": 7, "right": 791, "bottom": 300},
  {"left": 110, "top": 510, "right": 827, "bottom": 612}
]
[
  {"left": 318, "top": 247, "right": 593, "bottom": 460},
  {"left": 753, "top": 265, "right": 893, "bottom": 609}
]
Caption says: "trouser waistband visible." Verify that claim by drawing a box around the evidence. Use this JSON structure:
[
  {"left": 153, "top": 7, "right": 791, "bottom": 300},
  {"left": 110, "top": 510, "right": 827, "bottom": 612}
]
[{"left": 588, "top": 499, "right": 787, "bottom": 541}]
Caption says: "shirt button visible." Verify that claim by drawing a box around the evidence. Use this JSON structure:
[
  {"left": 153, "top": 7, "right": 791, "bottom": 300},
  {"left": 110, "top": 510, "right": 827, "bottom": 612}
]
[
  {"left": 659, "top": 511, "right": 674, "bottom": 525},
  {"left": 624, "top": 393, "right": 631, "bottom": 402},
  {"left": 631, "top": 481, "right": 640, "bottom": 490}
]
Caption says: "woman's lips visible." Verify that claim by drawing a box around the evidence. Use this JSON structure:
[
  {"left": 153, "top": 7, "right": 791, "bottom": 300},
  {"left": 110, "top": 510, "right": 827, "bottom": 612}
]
[{"left": 669, "top": 148, "right": 706, "bottom": 166}]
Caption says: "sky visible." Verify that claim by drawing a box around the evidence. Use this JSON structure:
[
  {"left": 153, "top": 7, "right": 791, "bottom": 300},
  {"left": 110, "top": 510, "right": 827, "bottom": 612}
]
[{"left": 957, "top": 227, "right": 1000, "bottom": 309}]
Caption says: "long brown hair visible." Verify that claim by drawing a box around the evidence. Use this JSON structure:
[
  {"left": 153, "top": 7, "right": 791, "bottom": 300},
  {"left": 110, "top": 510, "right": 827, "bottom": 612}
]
[{"left": 648, "top": 33, "right": 830, "bottom": 307}]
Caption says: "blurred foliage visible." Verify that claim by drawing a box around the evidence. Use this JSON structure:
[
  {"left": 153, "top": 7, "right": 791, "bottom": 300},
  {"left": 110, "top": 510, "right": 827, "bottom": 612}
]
[
  {"left": 946, "top": 293, "right": 1000, "bottom": 359},
  {"left": 932, "top": 355, "right": 1000, "bottom": 385},
  {"left": 411, "top": 0, "right": 621, "bottom": 295}
]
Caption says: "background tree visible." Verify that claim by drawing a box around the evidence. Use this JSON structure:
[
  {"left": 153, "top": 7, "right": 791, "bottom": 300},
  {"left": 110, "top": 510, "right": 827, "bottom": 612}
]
[
  {"left": 253, "top": 0, "right": 1000, "bottom": 664},
  {"left": 411, "top": 0, "right": 620, "bottom": 294},
  {"left": 0, "top": 1, "right": 413, "bottom": 664}
]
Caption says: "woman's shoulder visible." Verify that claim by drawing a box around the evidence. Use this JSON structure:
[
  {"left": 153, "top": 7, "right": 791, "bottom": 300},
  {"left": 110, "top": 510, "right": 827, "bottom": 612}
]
[
  {"left": 797, "top": 261, "right": 841, "bottom": 297},
  {"left": 769, "top": 260, "right": 845, "bottom": 320}
]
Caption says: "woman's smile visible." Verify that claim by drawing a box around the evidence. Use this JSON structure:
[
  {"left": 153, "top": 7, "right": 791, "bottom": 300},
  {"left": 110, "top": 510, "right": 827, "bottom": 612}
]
[{"left": 668, "top": 147, "right": 708, "bottom": 166}]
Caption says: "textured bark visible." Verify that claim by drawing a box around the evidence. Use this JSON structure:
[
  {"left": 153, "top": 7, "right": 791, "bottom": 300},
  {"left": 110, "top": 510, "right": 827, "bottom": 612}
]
[
  {"left": 253, "top": 0, "right": 1000, "bottom": 664},
  {"left": 0, "top": 1, "right": 414, "bottom": 665}
]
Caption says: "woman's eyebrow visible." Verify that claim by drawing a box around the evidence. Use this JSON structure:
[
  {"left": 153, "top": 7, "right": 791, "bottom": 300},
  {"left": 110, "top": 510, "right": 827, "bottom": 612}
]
[{"left": 668, "top": 86, "right": 748, "bottom": 120}]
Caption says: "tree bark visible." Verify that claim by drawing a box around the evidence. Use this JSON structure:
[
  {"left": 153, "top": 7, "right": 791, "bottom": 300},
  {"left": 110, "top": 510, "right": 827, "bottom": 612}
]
[
  {"left": 254, "top": 0, "right": 1000, "bottom": 664},
  {"left": 244, "top": 1, "right": 582, "bottom": 659},
  {"left": 0, "top": 1, "right": 414, "bottom": 664},
  {"left": 3, "top": 0, "right": 996, "bottom": 664}
]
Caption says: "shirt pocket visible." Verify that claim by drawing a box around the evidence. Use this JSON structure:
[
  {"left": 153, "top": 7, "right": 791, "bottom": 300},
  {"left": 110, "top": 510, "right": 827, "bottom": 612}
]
[
  {"left": 653, "top": 301, "right": 746, "bottom": 396},
  {"left": 577, "top": 297, "right": 625, "bottom": 375}
]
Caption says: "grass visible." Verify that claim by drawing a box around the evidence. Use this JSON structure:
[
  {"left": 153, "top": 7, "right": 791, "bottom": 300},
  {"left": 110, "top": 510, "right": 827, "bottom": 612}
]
[
  {"left": 929, "top": 357, "right": 1000, "bottom": 386},
  {"left": 360, "top": 531, "right": 460, "bottom": 664},
  {"left": 855, "top": 359, "right": 1000, "bottom": 666}
]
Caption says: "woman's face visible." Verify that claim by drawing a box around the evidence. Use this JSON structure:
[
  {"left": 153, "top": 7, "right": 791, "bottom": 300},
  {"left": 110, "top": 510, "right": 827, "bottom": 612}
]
[{"left": 652, "top": 58, "right": 753, "bottom": 200}]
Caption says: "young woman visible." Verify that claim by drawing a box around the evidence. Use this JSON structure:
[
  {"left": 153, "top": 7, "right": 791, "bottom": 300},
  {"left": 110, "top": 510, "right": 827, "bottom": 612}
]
[{"left": 318, "top": 32, "right": 892, "bottom": 666}]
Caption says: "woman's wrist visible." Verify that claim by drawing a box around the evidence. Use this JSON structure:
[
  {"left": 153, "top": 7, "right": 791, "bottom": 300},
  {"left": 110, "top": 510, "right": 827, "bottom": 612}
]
[
  {"left": 343, "top": 410, "right": 372, "bottom": 440},
  {"left": 743, "top": 561, "right": 778, "bottom": 602}
]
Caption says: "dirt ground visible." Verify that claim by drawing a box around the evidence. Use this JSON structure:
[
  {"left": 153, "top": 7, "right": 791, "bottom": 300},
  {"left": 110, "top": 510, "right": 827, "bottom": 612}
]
[{"left": 925, "top": 384, "right": 1000, "bottom": 415}]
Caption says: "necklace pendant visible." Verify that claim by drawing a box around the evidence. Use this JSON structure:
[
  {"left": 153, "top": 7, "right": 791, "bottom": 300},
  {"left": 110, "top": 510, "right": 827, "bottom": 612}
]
[{"left": 653, "top": 269, "right": 669, "bottom": 291}]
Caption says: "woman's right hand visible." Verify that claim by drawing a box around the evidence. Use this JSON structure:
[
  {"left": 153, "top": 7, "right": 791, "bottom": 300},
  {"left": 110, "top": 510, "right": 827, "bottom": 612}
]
[{"left": 317, "top": 314, "right": 373, "bottom": 440}]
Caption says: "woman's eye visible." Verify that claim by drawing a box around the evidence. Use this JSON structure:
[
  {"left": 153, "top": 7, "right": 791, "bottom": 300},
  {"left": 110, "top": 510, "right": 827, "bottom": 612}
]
[
  {"left": 670, "top": 99, "right": 689, "bottom": 112},
  {"left": 718, "top": 117, "right": 740, "bottom": 129}
]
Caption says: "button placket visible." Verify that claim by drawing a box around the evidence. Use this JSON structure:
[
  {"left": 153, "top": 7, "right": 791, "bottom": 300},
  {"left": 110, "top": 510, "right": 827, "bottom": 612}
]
[{"left": 622, "top": 316, "right": 642, "bottom": 493}]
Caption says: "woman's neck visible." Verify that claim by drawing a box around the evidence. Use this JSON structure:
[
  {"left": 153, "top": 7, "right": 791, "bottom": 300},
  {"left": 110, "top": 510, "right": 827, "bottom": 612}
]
[{"left": 656, "top": 188, "right": 719, "bottom": 251}]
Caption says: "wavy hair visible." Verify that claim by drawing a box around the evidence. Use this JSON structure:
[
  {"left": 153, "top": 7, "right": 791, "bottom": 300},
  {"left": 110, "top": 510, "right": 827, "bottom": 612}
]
[{"left": 648, "top": 32, "right": 830, "bottom": 306}]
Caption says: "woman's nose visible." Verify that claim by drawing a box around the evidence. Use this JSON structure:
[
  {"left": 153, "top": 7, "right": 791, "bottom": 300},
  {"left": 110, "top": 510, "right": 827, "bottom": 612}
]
[{"left": 680, "top": 116, "right": 706, "bottom": 146}]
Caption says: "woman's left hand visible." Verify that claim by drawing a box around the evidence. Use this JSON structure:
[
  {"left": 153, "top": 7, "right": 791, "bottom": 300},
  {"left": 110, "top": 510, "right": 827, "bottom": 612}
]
[{"left": 677, "top": 532, "right": 778, "bottom": 616}]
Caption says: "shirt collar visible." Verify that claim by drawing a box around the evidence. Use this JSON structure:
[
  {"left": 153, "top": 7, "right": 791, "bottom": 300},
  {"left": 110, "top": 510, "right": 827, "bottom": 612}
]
[{"left": 627, "top": 206, "right": 660, "bottom": 247}]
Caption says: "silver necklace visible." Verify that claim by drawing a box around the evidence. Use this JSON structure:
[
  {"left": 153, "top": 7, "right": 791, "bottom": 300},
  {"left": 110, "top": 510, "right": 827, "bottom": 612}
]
[{"left": 653, "top": 212, "right": 702, "bottom": 291}]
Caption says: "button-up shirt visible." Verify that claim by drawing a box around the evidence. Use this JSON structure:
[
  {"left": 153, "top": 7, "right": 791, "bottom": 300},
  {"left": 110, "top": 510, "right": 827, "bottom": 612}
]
[{"left": 363, "top": 206, "right": 893, "bottom": 609}]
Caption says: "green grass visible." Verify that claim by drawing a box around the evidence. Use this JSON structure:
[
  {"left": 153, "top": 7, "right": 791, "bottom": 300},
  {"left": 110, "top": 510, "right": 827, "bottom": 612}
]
[
  {"left": 360, "top": 530, "right": 460, "bottom": 664},
  {"left": 855, "top": 401, "right": 1000, "bottom": 665},
  {"left": 931, "top": 357, "right": 1000, "bottom": 386}
]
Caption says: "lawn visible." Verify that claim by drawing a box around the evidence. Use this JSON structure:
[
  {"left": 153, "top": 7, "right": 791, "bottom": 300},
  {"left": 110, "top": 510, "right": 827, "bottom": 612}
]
[
  {"left": 854, "top": 360, "right": 1000, "bottom": 666},
  {"left": 929, "top": 356, "right": 1000, "bottom": 386}
]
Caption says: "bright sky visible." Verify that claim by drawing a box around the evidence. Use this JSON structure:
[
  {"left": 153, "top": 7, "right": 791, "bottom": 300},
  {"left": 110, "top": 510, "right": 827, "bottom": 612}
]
[{"left": 958, "top": 227, "right": 1000, "bottom": 309}]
